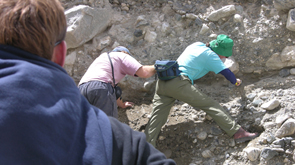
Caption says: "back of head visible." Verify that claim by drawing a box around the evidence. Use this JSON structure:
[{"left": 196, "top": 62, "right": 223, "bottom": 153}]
[
  {"left": 0, "top": 0, "right": 67, "bottom": 60},
  {"left": 112, "top": 46, "right": 131, "bottom": 55}
]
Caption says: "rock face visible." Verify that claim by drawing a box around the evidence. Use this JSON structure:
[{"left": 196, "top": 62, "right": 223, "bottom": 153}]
[
  {"left": 60, "top": 0, "right": 295, "bottom": 164},
  {"left": 62, "top": 0, "right": 295, "bottom": 93}
]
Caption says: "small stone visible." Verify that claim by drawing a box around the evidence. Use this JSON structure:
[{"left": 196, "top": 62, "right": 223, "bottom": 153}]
[
  {"left": 158, "top": 136, "right": 166, "bottom": 141},
  {"left": 244, "top": 147, "right": 261, "bottom": 161},
  {"left": 261, "top": 99, "right": 280, "bottom": 110},
  {"left": 193, "top": 139, "right": 198, "bottom": 143},
  {"left": 202, "top": 149, "right": 213, "bottom": 158},
  {"left": 163, "top": 150, "right": 172, "bottom": 158},
  {"left": 260, "top": 148, "right": 278, "bottom": 161},
  {"left": 197, "top": 131, "right": 207, "bottom": 140}
]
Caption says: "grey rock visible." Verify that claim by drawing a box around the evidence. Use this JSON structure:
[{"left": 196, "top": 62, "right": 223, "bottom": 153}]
[
  {"left": 275, "top": 118, "right": 295, "bottom": 138},
  {"left": 272, "top": 139, "right": 285, "bottom": 148},
  {"left": 279, "top": 69, "right": 290, "bottom": 77},
  {"left": 201, "top": 149, "right": 213, "bottom": 158},
  {"left": 271, "top": 148, "right": 284, "bottom": 153},
  {"left": 195, "top": 18, "right": 203, "bottom": 27},
  {"left": 207, "top": 5, "right": 236, "bottom": 22},
  {"left": 134, "top": 29, "right": 143, "bottom": 37},
  {"left": 64, "top": 51, "right": 77, "bottom": 74},
  {"left": 144, "top": 30, "right": 157, "bottom": 43},
  {"left": 197, "top": 131, "right": 207, "bottom": 140},
  {"left": 252, "top": 99, "right": 263, "bottom": 107},
  {"left": 260, "top": 147, "right": 279, "bottom": 161},
  {"left": 261, "top": 99, "right": 280, "bottom": 110},
  {"left": 287, "top": 9, "right": 295, "bottom": 31},
  {"left": 274, "top": 0, "right": 295, "bottom": 10},
  {"left": 283, "top": 137, "right": 294, "bottom": 145},
  {"left": 163, "top": 149, "right": 172, "bottom": 158},
  {"left": 244, "top": 147, "right": 261, "bottom": 161},
  {"left": 247, "top": 93, "right": 257, "bottom": 101},
  {"left": 210, "top": 126, "right": 223, "bottom": 135},
  {"left": 65, "top": 5, "right": 112, "bottom": 49},
  {"left": 275, "top": 114, "right": 291, "bottom": 127},
  {"left": 199, "top": 24, "right": 209, "bottom": 35},
  {"left": 290, "top": 68, "right": 295, "bottom": 75},
  {"left": 266, "top": 134, "right": 276, "bottom": 143}
]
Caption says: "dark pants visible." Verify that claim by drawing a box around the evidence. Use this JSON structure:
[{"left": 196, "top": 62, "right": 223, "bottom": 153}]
[{"left": 78, "top": 81, "right": 118, "bottom": 118}]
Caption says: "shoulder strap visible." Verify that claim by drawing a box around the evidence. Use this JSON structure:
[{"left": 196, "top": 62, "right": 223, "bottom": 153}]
[{"left": 107, "top": 52, "right": 116, "bottom": 86}]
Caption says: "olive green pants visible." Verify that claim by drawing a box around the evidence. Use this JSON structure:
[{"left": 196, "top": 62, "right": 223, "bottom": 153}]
[{"left": 144, "top": 75, "right": 240, "bottom": 146}]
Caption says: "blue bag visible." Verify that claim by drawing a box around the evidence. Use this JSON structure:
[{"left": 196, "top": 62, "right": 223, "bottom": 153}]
[{"left": 154, "top": 60, "right": 181, "bottom": 80}]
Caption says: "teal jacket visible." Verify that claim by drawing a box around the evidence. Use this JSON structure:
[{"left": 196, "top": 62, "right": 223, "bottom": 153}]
[{"left": 177, "top": 42, "right": 226, "bottom": 84}]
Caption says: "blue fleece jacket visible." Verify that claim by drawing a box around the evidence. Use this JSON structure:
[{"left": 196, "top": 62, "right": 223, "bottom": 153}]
[{"left": 0, "top": 45, "right": 112, "bottom": 165}]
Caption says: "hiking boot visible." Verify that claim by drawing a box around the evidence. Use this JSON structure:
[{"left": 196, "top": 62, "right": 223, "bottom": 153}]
[{"left": 234, "top": 127, "right": 259, "bottom": 144}]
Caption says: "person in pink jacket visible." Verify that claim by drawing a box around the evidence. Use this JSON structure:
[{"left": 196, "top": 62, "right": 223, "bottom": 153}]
[{"left": 79, "top": 46, "right": 156, "bottom": 118}]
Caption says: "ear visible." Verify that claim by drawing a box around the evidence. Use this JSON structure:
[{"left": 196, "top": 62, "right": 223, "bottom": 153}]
[
  {"left": 51, "top": 41, "right": 67, "bottom": 67},
  {"left": 122, "top": 51, "right": 129, "bottom": 55},
  {"left": 218, "top": 54, "right": 226, "bottom": 59}
]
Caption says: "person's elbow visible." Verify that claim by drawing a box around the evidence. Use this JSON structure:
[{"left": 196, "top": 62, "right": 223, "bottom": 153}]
[{"left": 135, "top": 66, "right": 156, "bottom": 78}]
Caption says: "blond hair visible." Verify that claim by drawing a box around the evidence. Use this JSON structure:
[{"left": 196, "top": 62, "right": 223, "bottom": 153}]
[{"left": 0, "top": 0, "right": 67, "bottom": 60}]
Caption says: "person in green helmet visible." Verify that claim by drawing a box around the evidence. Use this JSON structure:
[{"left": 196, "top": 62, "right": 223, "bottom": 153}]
[{"left": 145, "top": 34, "right": 259, "bottom": 147}]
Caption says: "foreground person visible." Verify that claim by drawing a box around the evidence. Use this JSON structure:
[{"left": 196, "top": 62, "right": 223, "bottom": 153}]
[
  {"left": 145, "top": 34, "right": 259, "bottom": 147},
  {"left": 0, "top": 0, "right": 175, "bottom": 164}
]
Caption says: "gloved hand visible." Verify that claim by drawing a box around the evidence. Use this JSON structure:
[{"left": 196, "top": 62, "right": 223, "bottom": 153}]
[{"left": 235, "top": 79, "right": 242, "bottom": 86}]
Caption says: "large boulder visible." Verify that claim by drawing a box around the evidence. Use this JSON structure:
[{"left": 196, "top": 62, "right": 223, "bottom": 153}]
[{"left": 65, "top": 5, "right": 112, "bottom": 49}]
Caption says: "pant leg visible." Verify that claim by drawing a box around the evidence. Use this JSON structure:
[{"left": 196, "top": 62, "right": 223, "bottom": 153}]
[
  {"left": 172, "top": 75, "right": 240, "bottom": 136},
  {"left": 145, "top": 77, "right": 183, "bottom": 146},
  {"left": 145, "top": 94, "right": 175, "bottom": 146},
  {"left": 78, "top": 81, "right": 118, "bottom": 118}
]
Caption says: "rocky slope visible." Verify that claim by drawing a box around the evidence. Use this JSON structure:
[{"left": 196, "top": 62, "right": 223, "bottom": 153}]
[
  {"left": 61, "top": 0, "right": 295, "bottom": 164},
  {"left": 119, "top": 74, "right": 295, "bottom": 165}
]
